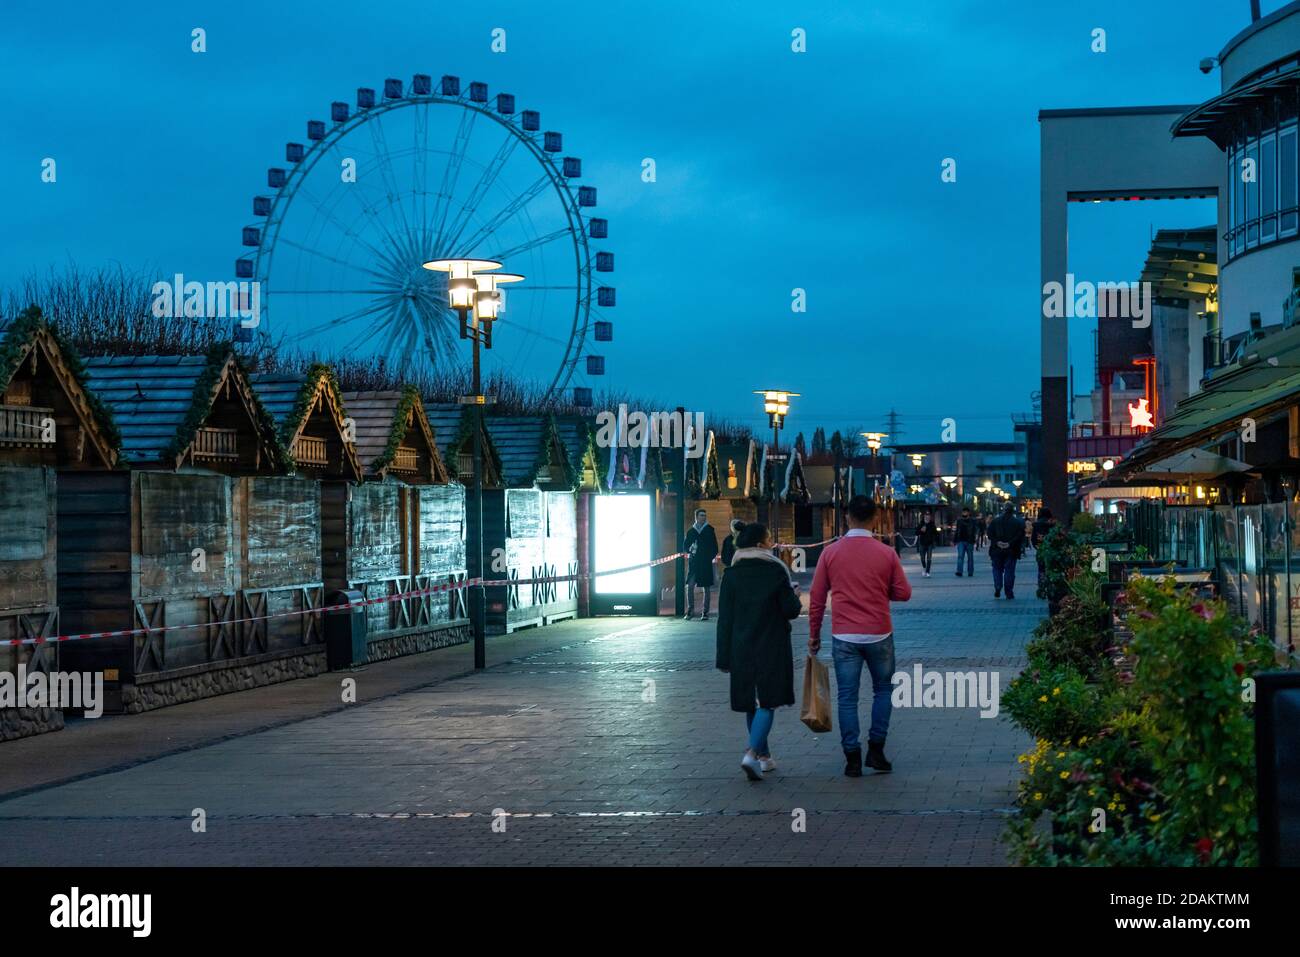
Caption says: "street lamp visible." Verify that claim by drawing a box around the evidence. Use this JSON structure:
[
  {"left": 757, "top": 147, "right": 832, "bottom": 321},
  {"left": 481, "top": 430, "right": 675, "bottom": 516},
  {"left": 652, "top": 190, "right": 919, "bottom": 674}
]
[
  {"left": 755, "top": 390, "right": 798, "bottom": 545},
  {"left": 910, "top": 452, "right": 926, "bottom": 472},
  {"left": 862, "top": 432, "right": 888, "bottom": 501},
  {"left": 423, "top": 257, "right": 525, "bottom": 670}
]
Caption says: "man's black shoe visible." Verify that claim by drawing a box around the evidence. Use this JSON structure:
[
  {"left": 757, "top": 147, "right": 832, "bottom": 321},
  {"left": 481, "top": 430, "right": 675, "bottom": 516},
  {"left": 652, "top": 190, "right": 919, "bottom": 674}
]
[
  {"left": 844, "top": 748, "right": 863, "bottom": 778},
  {"left": 955, "top": 572, "right": 962, "bottom": 577},
  {"left": 866, "top": 740, "right": 893, "bottom": 773},
  {"left": 1005, "top": 593, "right": 1014, "bottom": 600},
  {"left": 994, "top": 588, "right": 1001, "bottom": 598}
]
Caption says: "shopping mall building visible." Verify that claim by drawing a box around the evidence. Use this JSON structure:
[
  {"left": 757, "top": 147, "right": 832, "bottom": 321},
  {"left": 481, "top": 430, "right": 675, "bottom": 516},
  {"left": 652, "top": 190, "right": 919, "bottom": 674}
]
[{"left": 1040, "top": 1, "right": 1300, "bottom": 514}]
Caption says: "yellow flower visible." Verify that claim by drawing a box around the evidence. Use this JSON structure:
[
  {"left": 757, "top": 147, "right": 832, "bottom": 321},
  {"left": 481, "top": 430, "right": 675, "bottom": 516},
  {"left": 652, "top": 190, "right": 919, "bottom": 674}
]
[
  {"left": 1017, "top": 754, "right": 1026, "bottom": 763},
  {"left": 1033, "top": 792, "right": 1043, "bottom": 801},
  {"left": 1052, "top": 687, "right": 1061, "bottom": 696},
  {"left": 1149, "top": 813, "right": 1161, "bottom": 822},
  {"left": 1078, "top": 736, "right": 1088, "bottom": 745},
  {"left": 1038, "top": 695, "right": 1047, "bottom": 703},
  {"left": 1107, "top": 802, "right": 1117, "bottom": 811},
  {"left": 1056, "top": 752, "right": 1065, "bottom": 759},
  {"left": 1087, "top": 788, "right": 1096, "bottom": 797},
  {"left": 1094, "top": 759, "right": 1102, "bottom": 766},
  {"left": 1059, "top": 771, "right": 1068, "bottom": 779}
]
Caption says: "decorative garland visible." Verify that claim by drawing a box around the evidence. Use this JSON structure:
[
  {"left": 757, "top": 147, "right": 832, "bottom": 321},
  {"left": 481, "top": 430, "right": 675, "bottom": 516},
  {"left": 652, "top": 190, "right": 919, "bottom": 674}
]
[
  {"left": 163, "top": 342, "right": 293, "bottom": 472},
  {"left": 0, "top": 305, "right": 123, "bottom": 461},
  {"left": 281, "top": 362, "right": 344, "bottom": 444},
  {"left": 537, "top": 413, "right": 578, "bottom": 490}
]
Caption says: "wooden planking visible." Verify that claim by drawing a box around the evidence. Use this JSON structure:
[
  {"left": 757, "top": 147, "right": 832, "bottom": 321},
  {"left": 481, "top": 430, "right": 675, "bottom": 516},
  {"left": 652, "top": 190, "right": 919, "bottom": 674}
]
[
  {"left": 243, "top": 475, "right": 321, "bottom": 587},
  {"left": 0, "top": 466, "right": 55, "bottom": 612},
  {"left": 136, "top": 472, "right": 234, "bottom": 597},
  {"left": 57, "top": 470, "right": 133, "bottom": 676},
  {"left": 320, "top": 480, "right": 349, "bottom": 590},
  {"left": 348, "top": 482, "right": 404, "bottom": 582},
  {"left": 419, "top": 483, "right": 466, "bottom": 575}
]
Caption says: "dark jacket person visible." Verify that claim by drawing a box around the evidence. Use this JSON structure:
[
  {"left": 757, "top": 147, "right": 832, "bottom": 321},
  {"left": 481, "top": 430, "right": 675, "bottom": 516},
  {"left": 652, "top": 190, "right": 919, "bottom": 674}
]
[
  {"left": 987, "top": 504, "right": 1026, "bottom": 600},
  {"left": 716, "top": 523, "right": 803, "bottom": 780},
  {"left": 683, "top": 509, "right": 720, "bottom": 619}
]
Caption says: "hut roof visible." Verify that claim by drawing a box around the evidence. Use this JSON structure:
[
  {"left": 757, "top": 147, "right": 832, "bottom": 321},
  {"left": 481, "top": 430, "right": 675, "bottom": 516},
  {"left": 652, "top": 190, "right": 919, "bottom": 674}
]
[
  {"left": 484, "top": 413, "right": 573, "bottom": 489},
  {"left": 424, "top": 402, "right": 502, "bottom": 485},
  {"left": 0, "top": 306, "right": 121, "bottom": 467},
  {"left": 553, "top": 414, "right": 594, "bottom": 473},
  {"left": 251, "top": 364, "right": 363, "bottom": 481},
  {"left": 82, "top": 345, "right": 290, "bottom": 470},
  {"left": 340, "top": 387, "right": 448, "bottom": 482}
]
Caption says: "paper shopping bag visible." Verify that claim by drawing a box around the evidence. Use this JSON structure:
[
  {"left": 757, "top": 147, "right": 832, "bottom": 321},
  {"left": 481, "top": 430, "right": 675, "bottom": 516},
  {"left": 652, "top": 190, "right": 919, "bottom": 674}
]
[{"left": 800, "top": 654, "right": 832, "bottom": 732}]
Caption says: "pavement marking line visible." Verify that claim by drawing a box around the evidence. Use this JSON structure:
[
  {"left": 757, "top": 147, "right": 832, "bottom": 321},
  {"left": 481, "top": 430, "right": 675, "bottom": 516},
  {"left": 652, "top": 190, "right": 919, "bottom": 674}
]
[{"left": 590, "top": 620, "right": 662, "bottom": 642}]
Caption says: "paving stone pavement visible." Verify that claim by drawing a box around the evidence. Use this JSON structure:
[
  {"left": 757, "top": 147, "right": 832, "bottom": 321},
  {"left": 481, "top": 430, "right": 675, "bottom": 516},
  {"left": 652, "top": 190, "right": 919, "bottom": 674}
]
[{"left": 0, "top": 546, "right": 1041, "bottom": 866}]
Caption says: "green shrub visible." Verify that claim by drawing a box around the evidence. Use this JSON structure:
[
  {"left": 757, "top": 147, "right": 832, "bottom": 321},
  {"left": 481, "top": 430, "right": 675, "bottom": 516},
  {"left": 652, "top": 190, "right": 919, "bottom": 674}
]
[
  {"left": 1004, "top": 662, "right": 1108, "bottom": 743},
  {"left": 1122, "top": 574, "right": 1280, "bottom": 866}
]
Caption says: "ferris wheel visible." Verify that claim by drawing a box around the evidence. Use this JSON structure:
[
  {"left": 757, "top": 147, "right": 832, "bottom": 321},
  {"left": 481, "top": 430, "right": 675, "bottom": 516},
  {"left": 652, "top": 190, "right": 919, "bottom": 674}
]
[{"left": 235, "top": 73, "right": 614, "bottom": 404}]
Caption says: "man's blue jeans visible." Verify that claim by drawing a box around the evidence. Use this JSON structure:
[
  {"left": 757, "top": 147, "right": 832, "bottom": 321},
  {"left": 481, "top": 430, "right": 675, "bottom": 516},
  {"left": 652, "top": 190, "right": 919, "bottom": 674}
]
[
  {"left": 956, "top": 541, "right": 974, "bottom": 575},
  {"left": 991, "top": 551, "right": 1017, "bottom": 596},
  {"left": 832, "top": 636, "right": 896, "bottom": 752}
]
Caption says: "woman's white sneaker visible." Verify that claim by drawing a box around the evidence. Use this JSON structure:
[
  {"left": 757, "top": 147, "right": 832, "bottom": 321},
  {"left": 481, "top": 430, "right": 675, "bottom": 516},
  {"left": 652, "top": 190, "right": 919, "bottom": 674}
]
[
  {"left": 741, "top": 752, "right": 763, "bottom": 780},
  {"left": 759, "top": 756, "right": 777, "bottom": 772}
]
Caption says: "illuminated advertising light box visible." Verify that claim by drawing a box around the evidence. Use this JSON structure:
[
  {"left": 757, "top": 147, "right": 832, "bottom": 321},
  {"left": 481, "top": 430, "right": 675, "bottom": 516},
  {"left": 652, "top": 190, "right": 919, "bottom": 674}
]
[{"left": 591, "top": 493, "right": 656, "bottom": 615}]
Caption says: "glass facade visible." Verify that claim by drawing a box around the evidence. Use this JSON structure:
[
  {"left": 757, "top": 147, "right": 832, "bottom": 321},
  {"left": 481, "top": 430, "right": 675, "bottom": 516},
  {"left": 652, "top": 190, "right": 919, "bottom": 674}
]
[{"left": 1225, "top": 84, "right": 1300, "bottom": 261}]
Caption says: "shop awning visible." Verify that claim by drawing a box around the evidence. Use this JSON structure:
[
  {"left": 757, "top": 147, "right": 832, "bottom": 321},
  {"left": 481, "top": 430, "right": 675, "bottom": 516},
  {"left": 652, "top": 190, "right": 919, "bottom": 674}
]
[
  {"left": 1127, "top": 448, "right": 1254, "bottom": 484},
  {"left": 1172, "top": 65, "right": 1300, "bottom": 148}
]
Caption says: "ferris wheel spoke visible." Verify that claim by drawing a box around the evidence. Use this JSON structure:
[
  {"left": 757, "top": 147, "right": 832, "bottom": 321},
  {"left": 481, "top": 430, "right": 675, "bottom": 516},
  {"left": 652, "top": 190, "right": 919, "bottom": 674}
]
[
  {"left": 483, "top": 227, "right": 574, "bottom": 264},
  {"left": 367, "top": 113, "right": 417, "bottom": 247},
  {"left": 274, "top": 236, "right": 395, "bottom": 283},
  {"left": 497, "top": 318, "right": 579, "bottom": 348},
  {"left": 453, "top": 175, "right": 551, "bottom": 257},
  {"left": 439, "top": 132, "right": 520, "bottom": 253},
  {"left": 278, "top": 295, "right": 401, "bottom": 351},
  {"left": 293, "top": 183, "right": 405, "bottom": 271},
  {"left": 321, "top": 139, "right": 419, "bottom": 261},
  {"left": 431, "top": 109, "right": 477, "bottom": 252}
]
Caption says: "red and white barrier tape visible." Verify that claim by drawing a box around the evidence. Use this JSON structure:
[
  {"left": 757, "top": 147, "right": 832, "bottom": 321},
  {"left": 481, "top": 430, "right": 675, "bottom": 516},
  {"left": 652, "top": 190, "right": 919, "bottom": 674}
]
[{"left": 8, "top": 552, "right": 688, "bottom": 648}]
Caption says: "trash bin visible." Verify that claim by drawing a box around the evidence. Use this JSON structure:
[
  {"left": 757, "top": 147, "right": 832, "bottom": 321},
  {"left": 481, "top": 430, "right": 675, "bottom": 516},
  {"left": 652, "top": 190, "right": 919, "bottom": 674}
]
[{"left": 325, "top": 589, "right": 367, "bottom": 670}]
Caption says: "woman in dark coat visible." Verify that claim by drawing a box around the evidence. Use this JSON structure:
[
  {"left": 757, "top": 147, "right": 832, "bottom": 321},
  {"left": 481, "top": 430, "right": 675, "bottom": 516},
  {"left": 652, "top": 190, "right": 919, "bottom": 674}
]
[{"left": 715, "top": 523, "right": 803, "bottom": 780}]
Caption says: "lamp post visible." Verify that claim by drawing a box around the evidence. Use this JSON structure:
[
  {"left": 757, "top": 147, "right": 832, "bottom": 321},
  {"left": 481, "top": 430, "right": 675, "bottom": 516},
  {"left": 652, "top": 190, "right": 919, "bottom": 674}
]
[
  {"left": 423, "top": 258, "right": 524, "bottom": 670},
  {"left": 755, "top": 390, "right": 798, "bottom": 545},
  {"left": 862, "top": 432, "right": 887, "bottom": 501}
]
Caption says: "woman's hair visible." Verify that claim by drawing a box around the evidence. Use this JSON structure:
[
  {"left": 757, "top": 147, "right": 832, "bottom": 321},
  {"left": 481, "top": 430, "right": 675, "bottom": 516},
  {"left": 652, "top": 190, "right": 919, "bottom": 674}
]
[
  {"left": 735, "top": 522, "right": 768, "bottom": 548},
  {"left": 730, "top": 518, "right": 744, "bottom": 533}
]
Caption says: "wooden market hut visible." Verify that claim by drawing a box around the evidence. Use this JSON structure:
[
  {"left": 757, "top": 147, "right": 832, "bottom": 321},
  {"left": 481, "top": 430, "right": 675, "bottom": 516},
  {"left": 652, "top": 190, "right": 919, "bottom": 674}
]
[
  {"left": 482, "top": 413, "right": 581, "bottom": 633},
  {"left": 338, "top": 388, "right": 469, "bottom": 659},
  {"left": 57, "top": 345, "right": 328, "bottom": 714},
  {"left": 0, "top": 308, "right": 119, "bottom": 739},
  {"left": 250, "top": 365, "right": 363, "bottom": 482},
  {"left": 759, "top": 445, "right": 810, "bottom": 546},
  {"left": 800, "top": 462, "right": 840, "bottom": 545}
]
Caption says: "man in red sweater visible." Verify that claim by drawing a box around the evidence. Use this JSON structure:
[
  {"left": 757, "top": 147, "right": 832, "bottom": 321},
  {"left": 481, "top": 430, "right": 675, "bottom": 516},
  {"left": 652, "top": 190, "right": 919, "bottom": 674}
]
[{"left": 808, "top": 495, "right": 912, "bottom": 777}]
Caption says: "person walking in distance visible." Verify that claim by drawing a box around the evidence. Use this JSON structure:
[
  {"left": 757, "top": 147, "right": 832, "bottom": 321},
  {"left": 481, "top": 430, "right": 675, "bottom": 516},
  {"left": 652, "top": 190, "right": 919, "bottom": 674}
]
[
  {"left": 716, "top": 523, "right": 803, "bottom": 780},
  {"left": 915, "top": 510, "right": 938, "bottom": 578},
  {"left": 987, "top": 501, "right": 1026, "bottom": 600},
  {"left": 808, "top": 495, "right": 912, "bottom": 777},
  {"left": 954, "top": 507, "right": 977, "bottom": 577},
  {"left": 683, "top": 508, "right": 719, "bottom": 620},
  {"left": 976, "top": 514, "right": 987, "bottom": 551}
]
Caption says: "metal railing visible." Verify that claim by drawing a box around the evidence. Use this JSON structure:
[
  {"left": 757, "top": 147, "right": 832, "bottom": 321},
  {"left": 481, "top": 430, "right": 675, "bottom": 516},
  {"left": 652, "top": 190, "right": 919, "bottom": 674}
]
[{"left": 0, "top": 404, "right": 55, "bottom": 446}]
